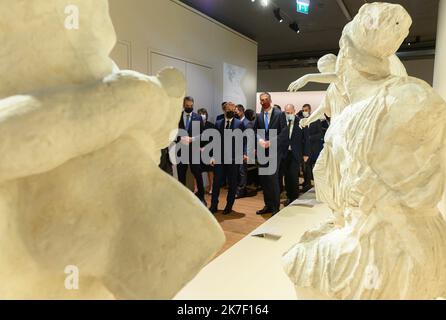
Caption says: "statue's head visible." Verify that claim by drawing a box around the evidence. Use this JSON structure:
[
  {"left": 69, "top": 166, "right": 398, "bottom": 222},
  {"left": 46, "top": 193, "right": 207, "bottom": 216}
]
[
  {"left": 0, "top": 0, "right": 116, "bottom": 97},
  {"left": 317, "top": 54, "right": 337, "bottom": 73},
  {"left": 342, "top": 2, "right": 412, "bottom": 58}
]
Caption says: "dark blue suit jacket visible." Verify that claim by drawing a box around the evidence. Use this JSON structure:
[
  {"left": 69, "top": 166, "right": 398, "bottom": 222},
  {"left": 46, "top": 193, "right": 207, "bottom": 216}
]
[
  {"left": 254, "top": 107, "right": 287, "bottom": 160},
  {"left": 177, "top": 111, "right": 203, "bottom": 139},
  {"left": 240, "top": 117, "right": 250, "bottom": 130},
  {"left": 214, "top": 118, "right": 246, "bottom": 164},
  {"left": 254, "top": 107, "right": 287, "bottom": 141},
  {"left": 279, "top": 115, "right": 309, "bottom": 162}
]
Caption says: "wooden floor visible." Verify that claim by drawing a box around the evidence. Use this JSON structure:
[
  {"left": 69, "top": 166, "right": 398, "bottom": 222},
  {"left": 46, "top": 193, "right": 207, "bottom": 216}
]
[{"left": 204, "top": 188, "right": 273, "bottom": 257}]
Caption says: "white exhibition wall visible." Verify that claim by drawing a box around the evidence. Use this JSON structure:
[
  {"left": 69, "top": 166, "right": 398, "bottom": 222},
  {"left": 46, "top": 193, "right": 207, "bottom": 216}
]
[
  {"left": 108, "top": 0, "right": 258, "bottom": 122},
  {"left": 255, "top": 92, "right": 326, "bottom": 113}
]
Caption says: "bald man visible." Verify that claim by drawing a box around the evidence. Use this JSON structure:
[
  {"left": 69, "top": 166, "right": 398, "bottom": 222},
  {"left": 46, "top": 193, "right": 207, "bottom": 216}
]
[{"left": 280, "top": 104, "right": 309, "bottom": 206}]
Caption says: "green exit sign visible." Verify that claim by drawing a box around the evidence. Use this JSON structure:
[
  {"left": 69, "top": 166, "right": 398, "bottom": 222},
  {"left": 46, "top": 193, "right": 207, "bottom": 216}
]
[{"left": 297, "top": 0, "right": 310, "bottom": 14}]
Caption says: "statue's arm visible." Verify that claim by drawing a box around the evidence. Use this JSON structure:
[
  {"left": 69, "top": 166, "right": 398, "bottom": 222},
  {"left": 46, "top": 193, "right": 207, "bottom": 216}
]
[
  {"left": 300, "top": 95, "right": 330, "bottom": 128},
  {"left": 0, "top": 69, "right": 185, "bottom": 183},
  {"left": 288, "top": 73, "right": 337, "bottom": 92}
]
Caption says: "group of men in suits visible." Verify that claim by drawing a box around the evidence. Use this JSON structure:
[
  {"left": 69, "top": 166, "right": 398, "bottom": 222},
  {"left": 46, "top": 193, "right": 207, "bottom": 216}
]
[
  {"left": 174, "top": 93, "right": 322, "bottom": 217},
  {"left": 176, "top": 97, "right": 251, "bottom": 215}
]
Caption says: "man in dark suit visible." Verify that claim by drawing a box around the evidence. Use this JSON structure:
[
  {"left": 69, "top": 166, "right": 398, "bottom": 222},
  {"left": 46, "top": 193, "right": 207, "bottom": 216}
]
[
  {"left": 176, "top": 96, "right": 206, "bottom": 204},
  {"left": 209, "top": 103, "right": 246, "bottom": 215},
  {"left": 215, "top": 102, "right": 227, "bottom": 122},
  {"left": 255, "top": 93, "right": 287, "bottom": 215},
  {"left": 280, "top": 104, "right": 310, "bottom": 206},
  {"left": 235, "top": 104, "right": 250, "bottom": 198},
  {"left": 302, "top": 104, "right": 324, "bottom": 192}
]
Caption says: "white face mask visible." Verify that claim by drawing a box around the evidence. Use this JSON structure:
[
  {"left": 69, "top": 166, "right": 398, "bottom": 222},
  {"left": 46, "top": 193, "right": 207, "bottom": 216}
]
[
  {"left": 303, "top": 111, "right": 310, "bottom": 118},
  {"left": 286, "top": 114, "right": 294, "bottom": 122},
  {"left": 201, "top": 114, "right": 207, "bottom": 122}
]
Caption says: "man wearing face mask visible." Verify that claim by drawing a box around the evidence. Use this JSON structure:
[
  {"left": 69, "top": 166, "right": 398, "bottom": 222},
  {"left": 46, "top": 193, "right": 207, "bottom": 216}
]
[
  {"left": 279, "top": 104, "right": 310, "bottom": 206},
  {"left": 254, "top": 92, "right": 287, "bottom": 215},
  {"left": 177, "top": 96, "right": 206, "bottom": 205},
  {"left": 209, "top": 102, "right": 246, "bottom": 215},
  {"left": 301, "top": 104, "right": 324, "bottom": 192}
]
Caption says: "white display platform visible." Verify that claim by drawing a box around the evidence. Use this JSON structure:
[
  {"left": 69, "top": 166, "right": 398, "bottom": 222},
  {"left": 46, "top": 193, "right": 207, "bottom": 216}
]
[{"left": 174, "top": 191, "right": 331, "bottom": 300}]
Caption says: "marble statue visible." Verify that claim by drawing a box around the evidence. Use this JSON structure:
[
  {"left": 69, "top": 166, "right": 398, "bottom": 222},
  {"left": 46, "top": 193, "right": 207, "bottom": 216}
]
[
  {"left": 0, "top": 0, "right": 225, "bottom": 299},
  {"left": 283, "top": 2, "right": 446, "bottom": 300},
  {"left": 289, "top": 54, "right": 348, "bottom": 129}
]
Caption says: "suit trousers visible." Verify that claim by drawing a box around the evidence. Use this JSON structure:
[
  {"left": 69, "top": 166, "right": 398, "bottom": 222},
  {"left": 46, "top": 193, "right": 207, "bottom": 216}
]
[
  {"left": 283, "top": 151, "right": 301, "bottom": 202},
  {"left": 303, "top": 159, "right": 315, "bottom": 188},
  {"left": 177, "top": 163, "right": 205, "bottom": 200},
  {"left": 237, "top": 163, "right": 248, "bottom": 194},
  {"left": 212, "top": 164, "right": 239, "bottom": 210},
  {"left": 259, "top": 164, "right": 280, "bottom": 212}
]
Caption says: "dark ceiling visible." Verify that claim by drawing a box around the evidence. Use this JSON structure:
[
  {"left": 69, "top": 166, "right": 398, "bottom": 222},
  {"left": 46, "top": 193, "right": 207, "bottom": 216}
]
[{"left": 179, "top": 0, "right": 439, "bottom": 67}]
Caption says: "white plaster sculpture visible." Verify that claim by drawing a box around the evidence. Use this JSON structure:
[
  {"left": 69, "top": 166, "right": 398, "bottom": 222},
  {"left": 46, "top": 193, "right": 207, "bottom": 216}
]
[
  {"left": 0, "top": 0, "right": 225, "bottom": 299},
  {"left": 289, "top": 54, "right": 348, "bottom": 129},
  {"left": 283, "top": 2, "right": 446, "bottom": 300}
]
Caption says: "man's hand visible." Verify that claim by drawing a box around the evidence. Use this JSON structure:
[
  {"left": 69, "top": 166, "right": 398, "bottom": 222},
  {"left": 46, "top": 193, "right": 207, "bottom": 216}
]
[
  {"left": 304, "top": 156, "right": 309, "bottom": 163},
  {"left": 210, "top": 158, "right": 216, "bottom": 167},
  {"left": 259, "top": 139, "right": 270, "bottom": 149},
  {"left": 180, "top": 136, "right": 192, "bottom": 145},
  {"left": 243, "top": 155, "right": 249, "bottom": 163}
]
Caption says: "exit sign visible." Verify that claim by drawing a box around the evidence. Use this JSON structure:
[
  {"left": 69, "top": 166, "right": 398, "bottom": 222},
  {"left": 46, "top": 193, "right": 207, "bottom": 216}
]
[{"left": 297, "top": 0, "right": 310, "bottom": 14}]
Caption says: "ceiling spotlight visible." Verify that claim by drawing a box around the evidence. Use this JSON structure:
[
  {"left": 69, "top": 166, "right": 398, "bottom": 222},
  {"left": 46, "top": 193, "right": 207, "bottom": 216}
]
[
  {"left": 274, "top": 8, "right": 284, "bottom": 23},
  {"left": 260, "top": 0, "right": 269, "bottom": 7},
  {"left": 289, "top": 22, "right": 300, "bottom": 33},
  {"left": 251, "top": 0, "right": 255, "bottom": 2}
]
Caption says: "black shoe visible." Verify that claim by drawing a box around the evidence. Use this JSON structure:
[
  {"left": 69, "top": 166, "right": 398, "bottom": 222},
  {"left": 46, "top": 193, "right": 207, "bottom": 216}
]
[
  {"left": 209, "top": 206, "right": 218, "bottom": 214},
  {"left": 223, "top": 207, "right": 233, "bottom": 215},
  {"left": 236, "top": 190, "right": 247, "bottom": 199},
  {"left": 257, "top": 207, "right": 273, "bottom": 215},
  {"left": 284, "top": 199, "right": 291, "bottom": 207}
]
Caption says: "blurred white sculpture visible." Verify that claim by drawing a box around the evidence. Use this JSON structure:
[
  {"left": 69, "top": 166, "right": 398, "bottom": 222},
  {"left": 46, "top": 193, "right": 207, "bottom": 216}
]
[
  {"left": 283, "top": 2, "right": 446, "bottom": 300},
  {"left": 0, "top": 0, "right": 224, "bottom": 299}
]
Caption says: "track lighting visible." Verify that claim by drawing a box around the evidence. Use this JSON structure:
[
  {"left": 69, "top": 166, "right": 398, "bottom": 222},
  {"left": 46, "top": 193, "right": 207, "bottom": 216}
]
[
  {"left": 274, "top": 8, "right": 284, "bottom": 23},
  {"left": 289, "top": 22, "right": 300, "bottom": 33}
]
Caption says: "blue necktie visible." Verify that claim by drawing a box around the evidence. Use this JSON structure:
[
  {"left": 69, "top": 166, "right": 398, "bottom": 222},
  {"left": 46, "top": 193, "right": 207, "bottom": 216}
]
[
  {"left": 264, "top": 112, "right": 269, "bottom": 132},
  {"left": 185, "top": 115, "right": 191, "bottom": 131}
]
